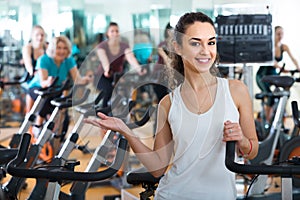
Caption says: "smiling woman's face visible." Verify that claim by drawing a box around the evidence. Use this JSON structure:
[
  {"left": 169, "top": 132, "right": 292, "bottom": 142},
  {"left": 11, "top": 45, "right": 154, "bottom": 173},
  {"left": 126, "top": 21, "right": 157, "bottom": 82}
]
[
  {"left": 54, "top": 41, "right": 69, "bottom": 61},
  {"left": 106, "top": 25, "right": 120, "bottom": 40},
  {"left": 177, "top": 21, "right": 217, "bottom": 74}
]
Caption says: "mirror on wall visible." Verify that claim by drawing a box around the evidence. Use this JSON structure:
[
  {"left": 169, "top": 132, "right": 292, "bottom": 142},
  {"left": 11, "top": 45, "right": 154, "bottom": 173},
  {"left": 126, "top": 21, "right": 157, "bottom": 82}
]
[
  {"left": 0, "top": 5, "right": 20, "bottom": 48},
  {"left": 0, "top": 0, "right": 173, "bottom": 49},
  {"left": 0, "top": 0, "right": 274, "bottom": 59},
  {"left": 3, "top": 0, "right": 299, "bottom": 116}
]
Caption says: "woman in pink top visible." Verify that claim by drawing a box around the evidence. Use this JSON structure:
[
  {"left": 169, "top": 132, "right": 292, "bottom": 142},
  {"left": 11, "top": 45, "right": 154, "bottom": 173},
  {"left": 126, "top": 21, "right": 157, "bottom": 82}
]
[{"left": 96, "top": 22, "right": 145, "bottom": 107}]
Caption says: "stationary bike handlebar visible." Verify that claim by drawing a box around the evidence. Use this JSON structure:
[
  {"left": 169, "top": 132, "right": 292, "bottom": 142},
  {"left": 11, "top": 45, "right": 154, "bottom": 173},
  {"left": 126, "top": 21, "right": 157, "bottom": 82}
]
[
  {"left": 6, "top": 105, "right": 155, "bottom": 182},
  {"left": 279, "top": 63, "right": 300, "bottom": 81},
  {"left": 286, "top": 70, "right": 300, "bottom": 82},
  {"left": 0, "top": 71, "right": 31, "bottom": 88},
  {"left": 75, "top": 91, "right": 105, "bottom": 112},
  {"left": 34, "top": 78, "right": 71, "bottom": 98},
  {"left": 126, "top": 105, "right": 155, "bottom": 129},
  {"left": 291, "top": 101, "right": 300, "bottom": 128},
  {"left": 50, "top": 87, "right": 91, "bottom": 109},
  {"left": 225, "top": 141, "right": 300, "bottom": 175},
  {"left": 7, "top": 133, "right": 128, "bottom": 182},
  {"left": 51, "top": 83, "right": 89, "bottom": 103}
]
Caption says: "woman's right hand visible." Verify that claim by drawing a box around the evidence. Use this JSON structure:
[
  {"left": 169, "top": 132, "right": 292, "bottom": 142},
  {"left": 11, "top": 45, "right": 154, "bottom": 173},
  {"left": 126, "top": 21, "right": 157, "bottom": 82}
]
[
  {"left": 104, "top": 70, "right": 111, "bottom": 78},
  {"left": 47, "top": 76, "right": 55, "bottom": 86},
  {"left": 84, "top": 112, "right": 132, "bottom": 137},
  {"left": 138, "top": 67, "right": 147, "bottom": 76}
]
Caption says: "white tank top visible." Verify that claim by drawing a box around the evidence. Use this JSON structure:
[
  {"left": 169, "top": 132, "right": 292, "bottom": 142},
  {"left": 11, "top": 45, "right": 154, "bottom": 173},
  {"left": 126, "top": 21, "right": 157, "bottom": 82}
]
[{"left": 155, "top": 77, "right": 239, "bottom": 200}]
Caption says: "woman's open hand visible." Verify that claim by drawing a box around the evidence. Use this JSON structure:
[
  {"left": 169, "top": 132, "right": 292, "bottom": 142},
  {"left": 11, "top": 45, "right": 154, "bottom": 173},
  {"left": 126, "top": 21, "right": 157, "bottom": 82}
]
[{"left": 84, "top": 112, "right": 131, "bottom": 136}]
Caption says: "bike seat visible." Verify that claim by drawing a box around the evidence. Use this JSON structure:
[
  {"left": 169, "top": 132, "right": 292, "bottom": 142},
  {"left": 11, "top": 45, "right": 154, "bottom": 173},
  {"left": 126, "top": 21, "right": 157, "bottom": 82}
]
[
  {"left": 262, "top": 75, "right": 295, "bottom": 89},
  {"left": 255, "top": 91, "right": 285, "bottom": 99},
  {"left": 127, "top": 167, "right": 162, "bottom": 185},
  {"left": 51, "top": 88, "right": 90, "bottom": 109},
  {"left": 255, "top": 92, "right": 270, "bottom": 100}
]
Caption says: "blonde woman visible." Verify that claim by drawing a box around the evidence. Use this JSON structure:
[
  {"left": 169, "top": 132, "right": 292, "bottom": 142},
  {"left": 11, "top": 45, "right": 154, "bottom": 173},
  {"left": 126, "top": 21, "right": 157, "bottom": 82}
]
[
  {"left": 22, "top": 25, "right": 48, "bottom": 113},
  {"left": 28, "top": 35, "right": 91, "bottom": 130}
]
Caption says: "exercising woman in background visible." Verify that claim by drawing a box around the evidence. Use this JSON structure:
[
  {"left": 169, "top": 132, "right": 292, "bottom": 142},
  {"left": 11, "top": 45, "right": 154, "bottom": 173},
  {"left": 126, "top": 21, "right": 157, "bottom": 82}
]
[{"left": 256, "top": 26, "right": 300, "bottom": 122}]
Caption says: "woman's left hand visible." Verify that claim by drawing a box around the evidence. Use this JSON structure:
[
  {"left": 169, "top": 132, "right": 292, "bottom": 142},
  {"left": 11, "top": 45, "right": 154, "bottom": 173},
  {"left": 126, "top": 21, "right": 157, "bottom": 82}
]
[
  {"left": 223, "top": 120, "right": 243, "bottom": 143},
  {"left": 84, "top": 112, "right": 132, "bottom": 137},
  {"left": 138, "top": 67, "right": 147, "bottom": 76}
]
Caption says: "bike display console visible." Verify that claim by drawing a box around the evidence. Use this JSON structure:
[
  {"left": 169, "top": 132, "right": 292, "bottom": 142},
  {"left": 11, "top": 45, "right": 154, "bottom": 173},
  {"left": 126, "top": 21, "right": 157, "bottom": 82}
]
[{"left": 216, "top": 14, "right": 273, "bottom": 63}]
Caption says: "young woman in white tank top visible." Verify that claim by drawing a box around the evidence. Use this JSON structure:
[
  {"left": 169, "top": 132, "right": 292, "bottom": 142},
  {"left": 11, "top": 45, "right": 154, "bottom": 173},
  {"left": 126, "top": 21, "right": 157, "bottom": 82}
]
[{"left": 84, "top": 12, "right": 259, "bottom": 200}]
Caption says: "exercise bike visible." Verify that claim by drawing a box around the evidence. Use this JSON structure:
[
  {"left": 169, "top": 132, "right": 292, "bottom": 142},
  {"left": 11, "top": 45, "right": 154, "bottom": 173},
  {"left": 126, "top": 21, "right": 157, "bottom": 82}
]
[
  {"left": 6, "top": 132, "right": 128, "bottom": 200},
  {"left": 5, "top": 105, "right": 153, "bottom": 200},
  {"left": 0, "top": 63, "right": 29, "bottom": 128},
  {"left": 244, "top": 74, "right": 299, "bottom": 197},
  {"left": 1, "top": 85, "right": 90, "bottom": 199},
  {"left": 61, "top": 105, "right": 155, "bottom": 200},
  {"left": 26, "top": 91, "right": 121, "bottom": 200},
  {"left": 226, "top": 122, "right": 300, "bottom": 200},
  {"left": 253, "top": 64, "right": 298, "bottom": 141},
  {"left": 278, "top": 101, "right": 300, "bottom": 189}
]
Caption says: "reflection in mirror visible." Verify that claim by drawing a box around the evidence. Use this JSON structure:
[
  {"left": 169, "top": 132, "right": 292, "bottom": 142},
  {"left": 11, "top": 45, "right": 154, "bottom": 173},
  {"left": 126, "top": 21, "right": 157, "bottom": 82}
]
[
  {"left": 196, "top": 8, "right": 214, "bottom": 20},
  {"left": 152, "top": 8, "right": 171, "bottom": 42},
  {"left": 31, "top": 3, "right": 41, "bottom": 27},
  {"left": 170, "top": 0, "right": 192, "bottom": 27},
  {"left": 131, "top": 8, "right": 172, "bottom": 64},
  {"left": 85, "top": 14, "right": 110, "bottom": 46},
  {"left": 0, "top": 6, "right": 21, "bottom": 48},
  {"left": 133, "top": 13, "right": 150, "bottom": 31}
]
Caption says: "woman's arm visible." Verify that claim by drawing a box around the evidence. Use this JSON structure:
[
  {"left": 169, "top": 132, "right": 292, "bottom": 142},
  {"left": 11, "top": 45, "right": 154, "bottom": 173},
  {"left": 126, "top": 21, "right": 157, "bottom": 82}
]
[
  {"left": 284, "top": 44, "right": 300, "bottom": 70},
  {"left": 124, "top": 48, "right": 146, "bottom": 75},
  {"left": 96, "top": 48, "right": 111, "bottom": 77},
  {"left": 22, "top": 44, "right": 34, "bottom": 76},
  {"left": 224, "top": 80, "right": 258, "bottom": 160},
  {"left": 84, "top": 94, "right": 173, "bottom": 177},
  {"left": 69, "top": 66, "right": 90, "bottom": 85},
  {"left": 39, "top": 68, "right": 54, "bottom": 88},
  {"left": 158, "top": 47, "right": 171, "bottom": 66}
]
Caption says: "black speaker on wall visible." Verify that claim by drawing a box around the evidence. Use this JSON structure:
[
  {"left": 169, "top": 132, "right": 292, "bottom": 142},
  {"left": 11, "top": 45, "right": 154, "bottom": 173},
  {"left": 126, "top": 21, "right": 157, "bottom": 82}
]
[{"left": 215, "top": 14, "right": 273, "bottom": 63}]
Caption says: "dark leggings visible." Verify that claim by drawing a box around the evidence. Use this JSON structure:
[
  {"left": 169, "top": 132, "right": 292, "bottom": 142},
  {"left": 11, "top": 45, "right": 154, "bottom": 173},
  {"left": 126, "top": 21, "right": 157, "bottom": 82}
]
[
  {"left": 97, "top": 75, "right": 114, "bottom": 108},
  {"left": 256, "top": 66, "right": 278, "bottom": 106}
]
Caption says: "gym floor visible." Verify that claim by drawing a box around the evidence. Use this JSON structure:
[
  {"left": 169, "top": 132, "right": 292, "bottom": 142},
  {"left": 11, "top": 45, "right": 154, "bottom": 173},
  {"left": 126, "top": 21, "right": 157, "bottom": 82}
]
[{"left": 0, "top": 116, "right": 294, "bottom": 200}]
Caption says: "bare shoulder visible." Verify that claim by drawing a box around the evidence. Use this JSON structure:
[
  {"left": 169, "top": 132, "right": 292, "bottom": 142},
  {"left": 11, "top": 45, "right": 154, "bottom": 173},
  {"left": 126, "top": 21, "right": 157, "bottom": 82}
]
[
  {"left": 228, "top": 79, "right": 251, "bottom": 104},
  {"left": 97, "top": 48, "right": 107, "bottom": 56},
  {"left": 22, "top": 43, "right": 32, "bottom": 52},
  {"left": 158, "top": 93, "right": 172, "bottom": 112},
  {"left": 282, "top": 43, "right": 289, "bottom": 51},
  {"left": 228, "top": 79, "right": 248, "bottom": 92}
]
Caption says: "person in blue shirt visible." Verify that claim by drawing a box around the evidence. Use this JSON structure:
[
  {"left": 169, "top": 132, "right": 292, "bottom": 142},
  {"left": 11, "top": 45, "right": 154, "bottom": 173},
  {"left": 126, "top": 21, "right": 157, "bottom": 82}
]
[
  {"left": 132, "top": 30, "right": 153, "bottom": 101},
  {"left": 28, "top": 35, "right": 91, "bottom": 130},
  {"left": 133, "top": 30, "right": 153, "bottom": 65}
]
